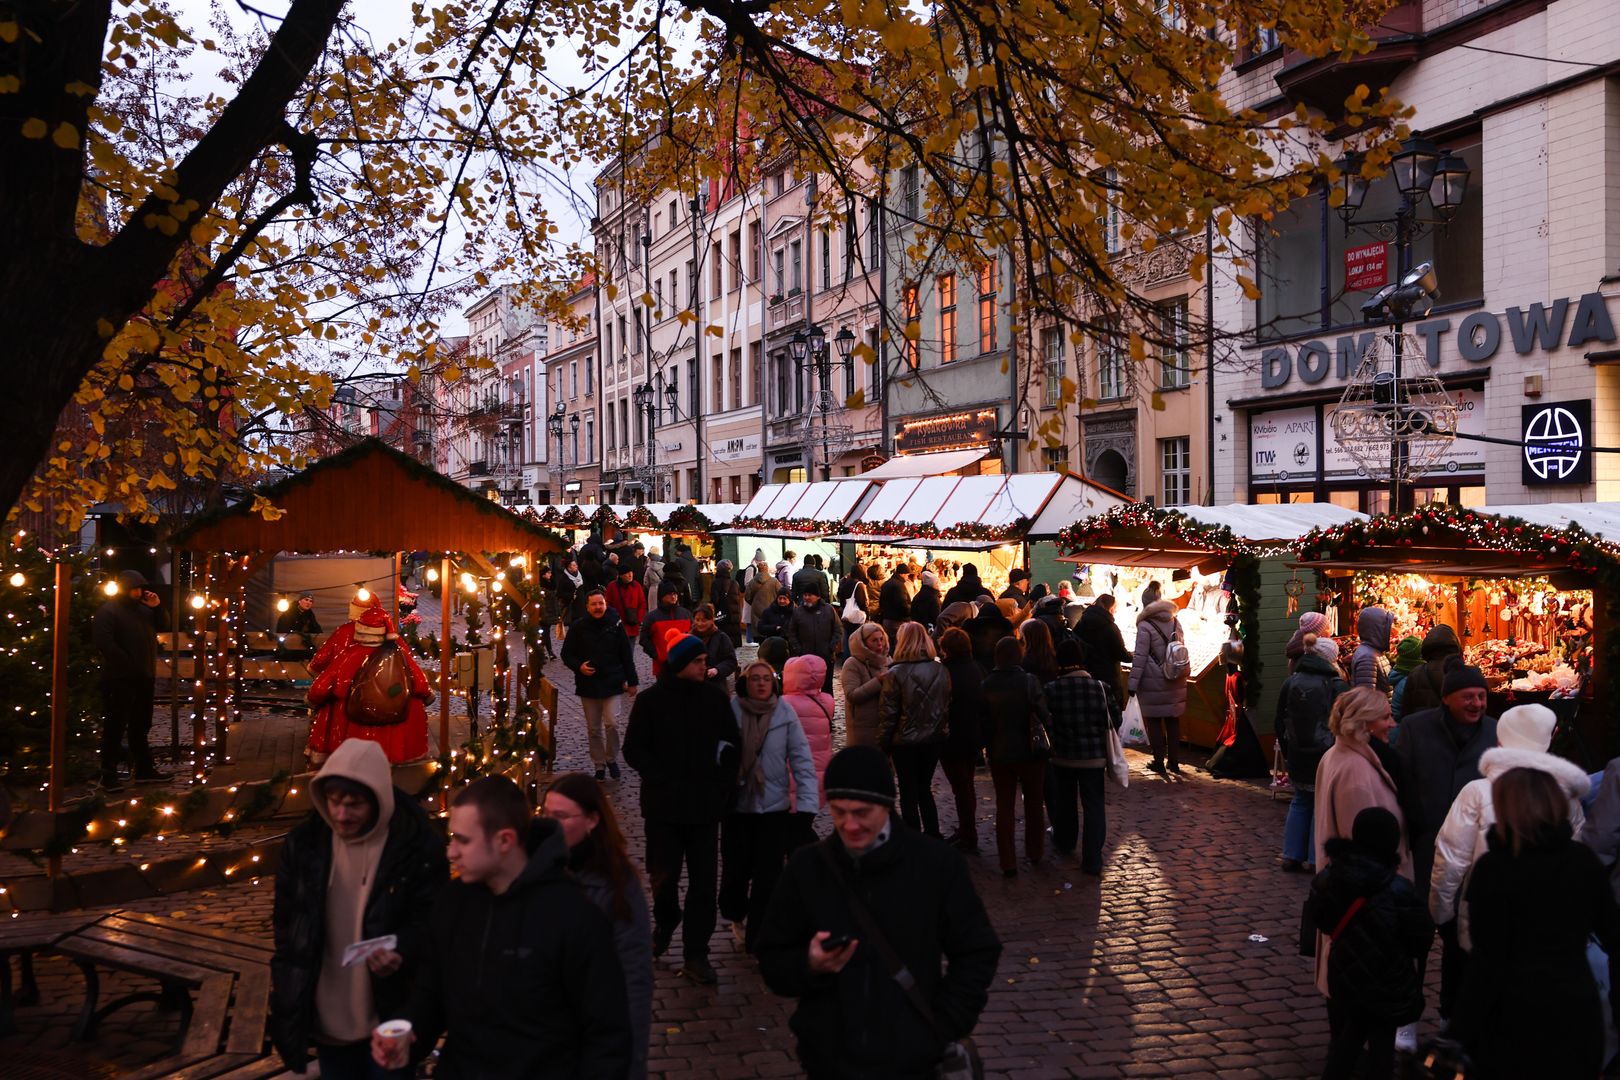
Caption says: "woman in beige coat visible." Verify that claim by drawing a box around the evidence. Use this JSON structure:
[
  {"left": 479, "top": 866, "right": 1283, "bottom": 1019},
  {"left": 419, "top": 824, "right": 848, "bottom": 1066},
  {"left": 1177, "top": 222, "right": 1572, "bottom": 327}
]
[
  {"left": 1313, "top": 686, "right": 1412, "bottom": 995},
  {"left": 839, "top": 621, "right": 889, "bottom": 747}
]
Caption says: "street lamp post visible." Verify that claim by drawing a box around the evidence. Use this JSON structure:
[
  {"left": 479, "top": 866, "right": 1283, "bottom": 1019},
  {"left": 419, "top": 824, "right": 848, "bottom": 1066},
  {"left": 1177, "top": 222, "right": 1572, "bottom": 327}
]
[
  {"left": 689, "top": 190, "right": 708, "bottom": 503},
  {"left": 1333, "top": 136, "right": 1471, "bottom": 514},
  {"left": 547, "top": 402, "right": 566, "bottom": 504},
  {"left": 789, "top": 323, "right": 858, "bottom": 480},
  {"left": 633, "top": 380, "right": 656, "bottom": 503}
]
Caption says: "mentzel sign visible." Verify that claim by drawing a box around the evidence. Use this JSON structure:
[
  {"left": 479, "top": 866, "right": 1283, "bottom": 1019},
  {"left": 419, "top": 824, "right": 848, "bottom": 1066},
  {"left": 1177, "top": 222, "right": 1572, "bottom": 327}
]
[{"left": 1258, "top": 292, "right": 1616, "bottom": 389}]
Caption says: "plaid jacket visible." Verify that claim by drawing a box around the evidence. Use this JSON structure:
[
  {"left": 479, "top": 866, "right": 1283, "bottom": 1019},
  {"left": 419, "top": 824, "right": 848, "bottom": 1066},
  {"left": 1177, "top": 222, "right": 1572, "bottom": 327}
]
[{"left": 1045, "top": 670, "right": 1121, "bottom": 762}]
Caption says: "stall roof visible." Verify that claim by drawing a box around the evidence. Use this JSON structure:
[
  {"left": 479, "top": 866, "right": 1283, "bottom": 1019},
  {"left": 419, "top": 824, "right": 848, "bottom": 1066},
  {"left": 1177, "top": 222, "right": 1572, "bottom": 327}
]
[
  {"left": 1474, "top": 502, "right": 1620, "bottom": 539},
  {"left": 726, "top": 478, "right": 876, "bottom": 535},
  {"left": 170, "top": 439, "right": 567, "bottom": 554},
  {"left": 850, "top": 472, "right": 1128, "bottom": 534},
  {"left": 856, "top": 450, "right": 987, "bottom": 480},
  {"left": 1167, "top": 503, "right": 1367, "bottom": 541}
]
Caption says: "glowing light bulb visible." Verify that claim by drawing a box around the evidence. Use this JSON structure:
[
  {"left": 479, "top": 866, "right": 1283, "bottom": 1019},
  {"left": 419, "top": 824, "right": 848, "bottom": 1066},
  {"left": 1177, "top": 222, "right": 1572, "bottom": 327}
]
[
  {"left": 508, "top": 555, "right": 525, "bottom": 568},
  {"left": 103, "top": 580, "right": 120, "bottom": 597},
  {"left": 190, "top": 594, "right": 207, "bottom": 610},
  {"left": 491, "top": 580, "right": 503, "bottom": 593},
  {"left": 276, "top": 596, "right": 291, "bottom": 612},
  {"left": 356, "top": 587, "right": 371, "bottom": 603},
  {"left": 426, "top": 567, "right": 439, "bottom": 583},
  {"left": 461, "top": 573, "right": 477, "bottom": 593},
  {"left": 8, "top": 572, "right": 24, "bottom": 588}
]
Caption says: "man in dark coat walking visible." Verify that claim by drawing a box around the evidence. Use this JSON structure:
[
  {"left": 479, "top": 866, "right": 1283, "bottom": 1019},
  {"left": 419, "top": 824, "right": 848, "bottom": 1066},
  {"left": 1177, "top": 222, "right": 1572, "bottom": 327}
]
[
  {"left": 757, "top": 746, "right": 1001, "bottom": 1079},
  {"left": 561, "top": 588, "right": 639, "bottom": 781},
  {"left": 671, "top": 543, "right": 701, "bottom": 606},
  {"left": 638, "top": 579, "right": 693, "bottom": 678},
  {"left": 623, "top": 635, "right": 741, "bottom": 984},
  {"left": 788, "top": 583, "right": 841, "bottom": 694},
  {"left": 91, "top": 568, "right": 168, "bottom": 788},
  {"left": 791, "top": 554, "right": 831, "bottom": 605},
  {"left": 373, "top": 776, "right": 630, "bottom": 1077},
  {"left": 273, "top": 739, "right": 448, "bottom": 1076},
  {"left": 1075, "top": 595, "right": 1131, "bottom": 705},
  {"left": 878, "top": 565, "right": 911, "bottom": 643}
]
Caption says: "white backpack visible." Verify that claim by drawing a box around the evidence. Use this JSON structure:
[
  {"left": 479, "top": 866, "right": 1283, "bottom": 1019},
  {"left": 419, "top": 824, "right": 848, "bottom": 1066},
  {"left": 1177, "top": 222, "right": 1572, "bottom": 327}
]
[{"left": 1153, "top": 620, "right": 1192, "bottom": 681}]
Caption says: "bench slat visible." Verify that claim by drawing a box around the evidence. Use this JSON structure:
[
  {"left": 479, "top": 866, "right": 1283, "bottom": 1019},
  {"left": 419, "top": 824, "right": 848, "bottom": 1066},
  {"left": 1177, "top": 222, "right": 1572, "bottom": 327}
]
[
  {"left": 224, "top": 966, "right": 270, "bottom": 1055},
  {"left": 74, "top": 926, "right": 248, "bottom": 975},
  {"left": 97, "top": 917, "right": 274, "bottom": 967},
  {"left": 118, "top": 1051, "right": 223, "bottom": 1080},
  {"left": 55, "top": 937, "right": 216, "bottom": 986},
  {"left": 179, "top": 972, "right": 233, "bottom": 1060},
  {"left": 113, "top": 912, "right": 277, "bottom": 955},
  {"left": 208, "top": 1057, "right": 292, "bottom": 1080}
]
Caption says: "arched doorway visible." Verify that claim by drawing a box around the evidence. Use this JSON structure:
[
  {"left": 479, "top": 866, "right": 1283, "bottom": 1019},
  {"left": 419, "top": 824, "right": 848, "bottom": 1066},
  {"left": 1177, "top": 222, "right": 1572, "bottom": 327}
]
[{"left": 1092, "top": 449, "right": 1129, "bottom": 494}]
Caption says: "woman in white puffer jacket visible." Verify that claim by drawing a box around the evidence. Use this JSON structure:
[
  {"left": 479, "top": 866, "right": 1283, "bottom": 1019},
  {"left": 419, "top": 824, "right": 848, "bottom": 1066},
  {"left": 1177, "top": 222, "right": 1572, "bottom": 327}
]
[{"left": 1430, "top": 704, "right": 1591, "bottom": 948}]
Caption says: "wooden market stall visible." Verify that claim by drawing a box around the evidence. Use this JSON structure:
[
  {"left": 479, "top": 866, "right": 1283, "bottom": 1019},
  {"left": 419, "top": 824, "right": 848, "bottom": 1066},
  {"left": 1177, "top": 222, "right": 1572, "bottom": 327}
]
[
  {"left": 1057, "top": 503, "right": 1367, "bottom": 750},
  {"left": 1294, "top": 503, "right": 1620, "bottom": 766},
  {"left": 167, "top": 438, "right": 568, "bottom": 776}
]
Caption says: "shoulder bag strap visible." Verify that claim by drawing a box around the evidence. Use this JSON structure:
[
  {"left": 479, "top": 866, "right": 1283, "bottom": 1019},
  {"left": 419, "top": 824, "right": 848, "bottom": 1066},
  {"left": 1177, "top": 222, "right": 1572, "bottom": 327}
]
[
  {"left": 814, "top": 841, "right": 953, "bottom": 1043},
  {"left": 1330, "top": 895, "right": 1367, "bottom": 942}
]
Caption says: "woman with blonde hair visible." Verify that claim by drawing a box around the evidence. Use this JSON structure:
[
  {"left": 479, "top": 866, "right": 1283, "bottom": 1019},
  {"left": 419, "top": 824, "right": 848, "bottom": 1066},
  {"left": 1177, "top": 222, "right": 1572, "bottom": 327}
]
[
  {"left": 1312, "top": 687, "right": 1412, "bottom": 992},
  {"left": 878, "top": 621, "right": 951, "bottom": 837}
]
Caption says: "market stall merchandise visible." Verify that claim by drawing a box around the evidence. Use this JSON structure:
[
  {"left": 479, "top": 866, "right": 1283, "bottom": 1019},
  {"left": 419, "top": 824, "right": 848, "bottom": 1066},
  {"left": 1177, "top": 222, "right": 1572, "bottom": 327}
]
[
  {"left": 1297, "top": 503, "right": 1620, "bottom": 764},
  {"left": 1056, "top": 503, "right": 1367, "bottom": 750}
]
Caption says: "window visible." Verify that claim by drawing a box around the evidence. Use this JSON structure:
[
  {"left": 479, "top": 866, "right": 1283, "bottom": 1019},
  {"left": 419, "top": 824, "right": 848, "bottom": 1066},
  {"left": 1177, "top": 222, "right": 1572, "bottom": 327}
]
[
  {"left": 621, "top": 399, "right": 630, "bottom": 448},
  {"left": 570, "top": 361, "right": 578, "bottom": 397},
  {"left": 585, "top": 353, "right": 592, "bottom": 394},
  {"left": 712, "top": 352, "right": 723, "bottom": 412},
  {"left": 730, "top": 347, "right": 742, "bottom": 410},
  {"left": 844, "top": 209, "right": 857, "bottom": 282},
  {"left": 1042, "top": 445, "right": 1070, "bottom": 472},
  {"left": 773, "top": 249, "right": 785, "bottom": 295},
  {"left": 867, "top": 327, "right": 881, "bottom": 393},
  {"left": 867, "top": 199, "right": 881, "bottom": 261},
  {"left": 774, "top": 352, "right": 789, "bottom": 416},
  {"left": 1042, "top": 326, "right": 1065, "bottom": 406},
  {"left": 938, "top": 273, "right": 957, "bottom": 364},
  {"left": 688, "top": 362, "right": 698, "bottom": 419},
  {"left": 711, "top": 242, "right": 723, "bottom": 298},
  {"left": 749, "top": 222, "right": 762, "bottom": 282},
  {"left": 900, "top": 165, "right": 919, "bottom": 219},
  {"left": 844, "top": 339, "right": 856, "bottom": 399},
  {"left": 633, "top": 308, "right": 643, "bottom": 353},
  {"left": 616, "top": 315, "right": 625, "bottom": 358},
  {"left": 668, "top": 269, "right": 678, "bottom": 313},
  {"left": 1255, "top": 25, "right": 1281, "bottom": 53},
  {"left": 772, "top": 171, "right": 785, "bottom": 197},
  {"left": 667, "top": 363, "right": 679, "bottom": 424},
  {"left": 1097, "top": 333, "right": 1126, "bottom": 399},
  {"left": 790, "top": 241, "right": 802, "bottom": 292},
  {"left": 729, "top": 231, "right": 742, "bottom": 289},
  {"left": 1159, "top": 297, "right": 1191, "bottom": 388},
  {"left": 606, "top": 407, "right": 614, "bottom": 449},
  {"left": 903, "top": 284, "right": 921, "bottom": 369},
  {"left": 1154, "top": 0, "right": 1183, "bottom": 31},
  {"left": 652, "top": 212, "right": 662, "bottom": 238},
  {"left": 821, "top": 229, "right": 832, "bottom": 291},
  {"left": 653, "top": 279, "right": 663, "bottom": 317},
  {"left": 571, "top": 427, "right": 579, "bottom": 463},
  {"left": 669, "top": 199, "right": 679, "bottom": 228},
  {"left": 977, "top": 262, "right": 998, "bottom": 353},
  {"left": 749, "top": 341, "right": 762, "bottom": 406},
  {"left": 1098, "top": 168, "right": 1121, "bottom": 255},
  {"left": 585, "top": 415, "right": 594, "bottom": 461},
  {"left": 685, "top": 259, "right": 696, "bottom": 307},
  {"left": 1259, "top": 141, "right": 1482, "bottom": 337},
  {"left": 1161, "top": 437, "right": 1191, "bottom": 507}
]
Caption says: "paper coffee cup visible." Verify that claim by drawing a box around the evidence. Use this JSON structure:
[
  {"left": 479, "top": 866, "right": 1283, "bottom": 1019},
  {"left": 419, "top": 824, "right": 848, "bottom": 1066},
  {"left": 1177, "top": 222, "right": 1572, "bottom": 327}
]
[{"left": 376, "top": 1019, "right": 412, "bottom": 1044}]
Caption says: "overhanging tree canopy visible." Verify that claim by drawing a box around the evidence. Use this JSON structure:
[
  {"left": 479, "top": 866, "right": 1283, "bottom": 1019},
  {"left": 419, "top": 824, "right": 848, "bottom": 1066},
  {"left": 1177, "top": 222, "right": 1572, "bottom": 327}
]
[{"left": 169, "top": 438, "right": 567, "bottom": 554}]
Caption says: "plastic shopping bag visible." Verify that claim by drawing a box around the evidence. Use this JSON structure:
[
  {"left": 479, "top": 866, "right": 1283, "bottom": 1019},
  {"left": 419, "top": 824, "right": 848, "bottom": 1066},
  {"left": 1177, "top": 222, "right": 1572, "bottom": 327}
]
[
  {"left": 1120, "top": 695, "right": 1149, "bottom": 748},
  {"left": 1105, "top": 723, "right": 1130, "bottom": 787}
]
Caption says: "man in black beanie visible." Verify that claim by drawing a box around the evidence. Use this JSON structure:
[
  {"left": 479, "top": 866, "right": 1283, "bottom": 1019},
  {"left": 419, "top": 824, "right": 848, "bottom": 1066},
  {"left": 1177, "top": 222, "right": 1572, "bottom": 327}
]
[
  {"left": 637, "top": 579, "right": 692, "bottom": 679},
  {"left": 756, "top": 746, "right": 1002, "bottom": 1078},
  {"left": 1393, "top": 662, "right": 1497, "bottom": 1021}
]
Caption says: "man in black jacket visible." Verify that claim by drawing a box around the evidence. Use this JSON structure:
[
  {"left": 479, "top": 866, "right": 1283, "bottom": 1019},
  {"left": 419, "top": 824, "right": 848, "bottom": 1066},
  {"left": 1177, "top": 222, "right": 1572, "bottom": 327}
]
[
  {"left": 638, "top": 579, "right": 692, "bottom": 678},
  {"left": 91, "top": 569, "right": 168, "bottom": 788},
  {"left": 671, "top": 543, "right": 701, "bottom": 606},
  {"left": 878, "top": 566, "right": 912, "bottom": 643},
  {"left": 373, "top": 776, "right": 630, "bottom": 1077},
  {"left": 561, "top": 588, "right": 639, "bottom": 781},
  {"left": 788, "top": 583, "right": 841, "bottom": 694},
  {"left": 757, "top": 746, "right": 1002, "bottom": 1078},
  {"left": 999, "top": 568, "right": 1030, "bottom": 605},
  {"left": 623, "top": 635, "right": 741, "bottom": 985},
  {"left": 273, "top": 738, "right": 447, "bottom": 1077},
  {"left": 791, "top": 554, "right": 831, "bottom": 605},
  {"left": 1076, "top": 595, "right": 1132, "bottom": 705},
  {"left": 756, "top": 589, "right": 794, "bottom": 642}
]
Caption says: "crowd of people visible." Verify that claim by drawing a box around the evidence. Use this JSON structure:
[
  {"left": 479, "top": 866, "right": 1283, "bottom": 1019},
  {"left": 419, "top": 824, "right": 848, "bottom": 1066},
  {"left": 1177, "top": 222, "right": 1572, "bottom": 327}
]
[{"left": 1280, "top": 603, "right": 1620, "bottom": 1078}]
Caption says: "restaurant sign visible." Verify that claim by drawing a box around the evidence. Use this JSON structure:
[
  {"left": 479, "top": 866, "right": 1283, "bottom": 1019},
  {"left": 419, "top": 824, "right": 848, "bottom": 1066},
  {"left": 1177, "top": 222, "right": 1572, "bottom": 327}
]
[{"left": 895, "top": 409, "right": 1000, "bottom": 456}]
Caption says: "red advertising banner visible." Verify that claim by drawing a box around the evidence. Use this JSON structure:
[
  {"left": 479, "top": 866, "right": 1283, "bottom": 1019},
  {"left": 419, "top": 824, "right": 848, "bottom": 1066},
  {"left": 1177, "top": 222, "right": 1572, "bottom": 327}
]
[{"left": 1344, "top": 241, "right": 1389, "bottom": 292}]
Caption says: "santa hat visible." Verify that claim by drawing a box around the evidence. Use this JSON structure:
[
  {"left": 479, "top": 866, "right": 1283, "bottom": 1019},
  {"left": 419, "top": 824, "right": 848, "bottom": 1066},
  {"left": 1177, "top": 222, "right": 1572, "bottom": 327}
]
[
  {"left": 354, "top": 602, "right": 391, "bottom": 644},
  {"left": 350, "top": 593, "right": 383, "bottom": 622}
]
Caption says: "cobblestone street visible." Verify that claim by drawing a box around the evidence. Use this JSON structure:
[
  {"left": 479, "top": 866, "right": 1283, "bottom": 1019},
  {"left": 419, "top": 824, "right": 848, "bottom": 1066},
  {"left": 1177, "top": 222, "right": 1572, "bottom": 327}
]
[{"left": 3, "top": 634, "right": 1353, "bottom": 1078}]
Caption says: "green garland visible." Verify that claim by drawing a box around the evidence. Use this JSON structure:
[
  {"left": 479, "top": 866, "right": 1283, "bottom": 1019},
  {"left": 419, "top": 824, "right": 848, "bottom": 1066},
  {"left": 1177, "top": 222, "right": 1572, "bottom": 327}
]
[
  {"left": 623, "top": 506, "right": 661, "bottom": 531},
  {"left": 665, "top": 505, "right": 715, "bottom": 536}
]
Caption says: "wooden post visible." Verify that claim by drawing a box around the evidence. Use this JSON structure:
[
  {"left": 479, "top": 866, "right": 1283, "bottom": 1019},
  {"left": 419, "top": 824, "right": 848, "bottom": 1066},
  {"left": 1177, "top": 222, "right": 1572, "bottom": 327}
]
[
  {"left": 439, "top": 555, "right": 452, "bottom": 770},
  {"left": 47, "top": 558, "right": 70, "bottom": 880}
]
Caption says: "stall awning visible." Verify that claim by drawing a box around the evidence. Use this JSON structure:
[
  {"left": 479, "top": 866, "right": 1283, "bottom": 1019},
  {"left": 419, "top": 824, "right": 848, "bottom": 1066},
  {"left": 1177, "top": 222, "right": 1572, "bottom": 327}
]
[
  {"left": 1060, "top": 502, "right": 1368, "bottom": 571},
  {"left": 855, "top": 450, "right": 987, "bottom": 480},
  {"left": 846, "top": 472, "right": 1128, "bottom": 539},
  {"left": 1473, "top": 502, "right": 1620, "bottom": 539},
  {"left": 1168, "top": 503, "right": 1366, "bottom": 541}
]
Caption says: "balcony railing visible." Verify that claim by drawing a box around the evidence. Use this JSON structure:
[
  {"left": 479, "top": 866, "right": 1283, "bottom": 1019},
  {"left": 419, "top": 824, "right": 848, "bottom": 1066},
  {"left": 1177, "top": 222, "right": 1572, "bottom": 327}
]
[{"left": 467, "top": 460, "right": 490, "bottom": 477}]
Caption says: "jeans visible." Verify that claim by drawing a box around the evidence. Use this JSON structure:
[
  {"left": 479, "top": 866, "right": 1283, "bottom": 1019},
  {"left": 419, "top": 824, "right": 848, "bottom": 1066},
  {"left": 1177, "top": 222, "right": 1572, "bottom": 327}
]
[
  {"left": 1048, "top": 765, "right": 1106, "bottom": 872},
  {"left": 579, "top": 695, "right": 622, "bottom": 767},
  {"left": 990, "top": 762, "right": 1046, "bottom": 871},
  {"left": 1322, "top": 996, "right": 1395, "bottom": 1080},
  {"left": 645, "top": 818, "right": 720, "bottom": 963},
  {"left": 1284, "top": 786, "right": 1315, "bottom": 864},
  {"left": 100, "top": 676, "right": 156, "bottom": 782},
  {"left": 1145, "top": 714, "right": 1181, "bottom": 768},
  {"left": 317, "top": 1040, "right": 412, "bottom": 1080},
  {"left": 718, "top": 811, "right": 807, "bottom": 951},
  {"left": 938, "top": 752, "right": 979, "bottom": 846},
  {"left": 891, "top": 745, "right": 942, "bottom": 837}
]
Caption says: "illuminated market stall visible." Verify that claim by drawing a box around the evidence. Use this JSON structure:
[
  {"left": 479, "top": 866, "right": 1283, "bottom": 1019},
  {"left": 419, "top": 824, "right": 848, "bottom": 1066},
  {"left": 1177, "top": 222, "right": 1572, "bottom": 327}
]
[
  {"left": 1295, "top": 504, "right": 1620, "bottom": 764},
  {"left": 1056, "top": 503, "right": 1367, "bottom": 748}
]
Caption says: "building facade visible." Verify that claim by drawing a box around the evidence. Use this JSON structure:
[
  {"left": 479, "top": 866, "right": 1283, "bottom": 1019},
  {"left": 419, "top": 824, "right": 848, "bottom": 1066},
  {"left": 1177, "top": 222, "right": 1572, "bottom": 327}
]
[
  {"left": 1215, "top": 0, "right": 1620, "bottom": 509},
  {"left": 540, "top": 275, "right": 601, "bottom": 503},
  {"left": 451, "top": 285, "right": 547, "bottom": 502}
]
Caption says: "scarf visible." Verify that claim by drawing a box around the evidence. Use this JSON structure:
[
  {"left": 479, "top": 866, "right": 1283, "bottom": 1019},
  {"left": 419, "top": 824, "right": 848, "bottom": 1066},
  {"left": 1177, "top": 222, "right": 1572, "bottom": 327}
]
[
  {"left": 735, "top": 690, "right": 778, "bottom": 801},
  {"left": 563, "top": 566, "right": 584, "bottom": 588}
]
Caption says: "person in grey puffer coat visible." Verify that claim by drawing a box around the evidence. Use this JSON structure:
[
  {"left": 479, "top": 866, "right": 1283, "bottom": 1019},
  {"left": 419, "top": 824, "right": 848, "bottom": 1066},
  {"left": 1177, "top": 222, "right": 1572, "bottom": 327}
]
[
  {"left": 840, "top": 621, "right": 890, "bottom": 748},
  {"left": 879, "top": 623, "right": 952, "bottom": 837},
  {"left": 1129, "top": 596, "right": 1189, "bottom": 775},
  {"left": 1351, "top": 606, "right": 1395, "bottom": 693}
]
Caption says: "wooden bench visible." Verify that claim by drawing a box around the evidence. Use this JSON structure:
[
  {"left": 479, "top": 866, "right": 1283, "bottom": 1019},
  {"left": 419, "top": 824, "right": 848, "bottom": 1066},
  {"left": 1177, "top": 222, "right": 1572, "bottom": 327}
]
[
  {"left": 54, "top": 911, "right": 275, "bottom": 1079},
  {"left": 0, "top": 912, "right": 105, "bottom": 1036}
]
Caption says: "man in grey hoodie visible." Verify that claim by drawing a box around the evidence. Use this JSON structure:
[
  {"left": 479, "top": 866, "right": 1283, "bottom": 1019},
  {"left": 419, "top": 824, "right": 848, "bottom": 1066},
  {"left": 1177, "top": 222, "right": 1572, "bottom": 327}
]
[{"left": 1351, "top": 606, "right": 1396, "bottom": 693}]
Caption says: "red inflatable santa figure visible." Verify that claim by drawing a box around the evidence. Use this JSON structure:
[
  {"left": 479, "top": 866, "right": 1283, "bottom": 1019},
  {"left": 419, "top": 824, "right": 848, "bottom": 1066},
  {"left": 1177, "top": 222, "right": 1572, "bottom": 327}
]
[{"left": 305, "top": 599, "right": 432, "bottom": 765}]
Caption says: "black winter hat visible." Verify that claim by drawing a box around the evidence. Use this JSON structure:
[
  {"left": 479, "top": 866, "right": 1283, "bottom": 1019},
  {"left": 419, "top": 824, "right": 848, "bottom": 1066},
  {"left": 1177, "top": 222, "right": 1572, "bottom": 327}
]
[
  {"left": 822, "top": 746, "right": 896, "bottom": 808},
  {"left": 658, "top": 579, "right": 682, "bottom": 598},
  {"left": 1442, "top": 664, "right": 1488, "bottom": 696},
  {"left": 1351, "top": 806, "right": 1402, "bottom": 866}
]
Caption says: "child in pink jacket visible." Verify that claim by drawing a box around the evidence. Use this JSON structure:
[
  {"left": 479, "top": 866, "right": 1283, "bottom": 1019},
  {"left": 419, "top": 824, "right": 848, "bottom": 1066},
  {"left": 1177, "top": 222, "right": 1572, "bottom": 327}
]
[{"left": 782, "top": 655, "right": 835, "bottom": 793}]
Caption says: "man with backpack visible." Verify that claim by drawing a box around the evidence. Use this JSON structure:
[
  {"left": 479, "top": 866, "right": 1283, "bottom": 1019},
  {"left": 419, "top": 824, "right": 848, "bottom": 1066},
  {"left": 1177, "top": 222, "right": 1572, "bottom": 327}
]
[{"left": 1128, "top": 586, "right": 1191, "bottom": 776}]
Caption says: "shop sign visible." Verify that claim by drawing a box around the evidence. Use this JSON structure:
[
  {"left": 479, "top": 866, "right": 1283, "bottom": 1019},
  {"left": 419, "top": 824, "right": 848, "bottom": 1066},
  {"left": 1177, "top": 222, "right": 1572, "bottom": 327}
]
[
  {"left": 861, "top": 453, "right": 888, "bottom": 472},
  {"left": 1249, "top": 405, "right": 1317, "bottom": 483},
  {"left": 1344, "top": 242, "right": 1388, "bottom": 292},
  {"left": 713, "top": 433, "right": 761, "bottom": 463},
  {"left": 895, "top": 409, "right": 999, "bottom": 455},
  {"left": 563, "top": 480, "right": 582, "bottom": 493},
  {"left": 1258, "top": 292, "right": 1617, "bottom": 389},
  {"left": 1322, "top": 387, "right": 1486, "bottom": 479},
  {"left": 1521, "top": 399, "right": 1591, "bottom": 485}
]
